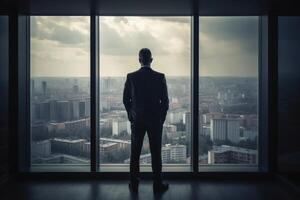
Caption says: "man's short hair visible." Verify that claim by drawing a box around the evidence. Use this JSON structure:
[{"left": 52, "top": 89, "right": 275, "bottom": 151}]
[{"left": 139, "top": 48, "right": 152, "bottom": 64}]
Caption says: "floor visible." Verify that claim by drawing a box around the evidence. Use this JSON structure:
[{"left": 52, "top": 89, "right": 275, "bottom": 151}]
[{"left": 0, "top": 178, "right": 299, "bottom": 200}]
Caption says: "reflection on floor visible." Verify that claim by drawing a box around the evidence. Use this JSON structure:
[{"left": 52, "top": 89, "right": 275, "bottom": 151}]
[{"left": 0, "top": 178, "right": 299, "bottom": 200}]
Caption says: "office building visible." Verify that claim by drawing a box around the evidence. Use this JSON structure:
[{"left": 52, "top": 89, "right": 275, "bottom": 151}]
[
  {"left": 112, "top": 119, "right": 130, "bottom": 136},
  {"left": 208, "top": 145, "right": 257, "bottom": 164}
]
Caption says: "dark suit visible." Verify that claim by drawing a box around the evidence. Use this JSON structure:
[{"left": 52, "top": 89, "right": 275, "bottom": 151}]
[{"left": 123, "top": 67, "right": 169, "bottom": 183}]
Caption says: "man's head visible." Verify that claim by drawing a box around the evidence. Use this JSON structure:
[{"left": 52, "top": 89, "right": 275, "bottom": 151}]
[{"left": 139, "top": 48, "right": 153, "bottom": 66}]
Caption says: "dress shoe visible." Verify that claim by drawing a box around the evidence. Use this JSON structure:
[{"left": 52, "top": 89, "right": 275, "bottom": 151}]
[
  {"left": 129, "top": 182, "right": 139, "bottom": 193},
  {"left": 153, "top": 182, "right": 169, "bottom": 193}
]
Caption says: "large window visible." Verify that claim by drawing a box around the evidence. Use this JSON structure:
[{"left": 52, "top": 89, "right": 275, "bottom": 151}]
[
  {"left": 199, "top": 17, "right": 259, "bottom": 166},
  {"left": 30, "top": 16, "right": 90, "bottom": 171},
  {"left": 99, "top": 17, "right": 191, "bottom": 170},
  {"left": 28, "top": 16, "right": 261, "bottom": 172}
]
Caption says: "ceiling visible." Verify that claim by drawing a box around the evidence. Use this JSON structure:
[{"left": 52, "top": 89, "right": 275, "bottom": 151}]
[{"left": 0, "top": 0, "right": 299, "bottom": 15}]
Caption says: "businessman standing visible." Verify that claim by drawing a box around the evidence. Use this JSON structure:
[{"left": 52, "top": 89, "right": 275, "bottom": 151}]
[{"left": 123, "top": 48, "right": 169, "bottom": 193}]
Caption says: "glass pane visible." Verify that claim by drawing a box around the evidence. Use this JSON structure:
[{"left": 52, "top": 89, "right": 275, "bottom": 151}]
[
  {"left": 199, "top": 17, "right": 259, "bottom": 166},
  {"left": 99, "top": 17, "right": 191, "bottom": 170},
  {"left": 30, "top": 16, "right": 90, "bottom": 171}
]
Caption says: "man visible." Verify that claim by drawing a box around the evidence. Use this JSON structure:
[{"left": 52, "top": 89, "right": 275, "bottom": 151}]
[{"left": 123, "top": 48, "right": 169, "bottom": 193}]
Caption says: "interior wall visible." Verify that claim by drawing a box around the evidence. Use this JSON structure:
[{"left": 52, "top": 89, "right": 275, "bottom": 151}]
[
  {"left": 278, "top": 16, "right": 300, "bottom": 173},
  {"left": 0, "top": 16, "right": 9, "bottom": 184}
]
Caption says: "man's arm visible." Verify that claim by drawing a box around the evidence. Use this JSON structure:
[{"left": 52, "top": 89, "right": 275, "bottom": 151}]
[
  {"left": 160, "top": 74, "right": 169, "bottom": 123},
  {"left": 123, "top": 74, "right": 132, "bottom": 121}
]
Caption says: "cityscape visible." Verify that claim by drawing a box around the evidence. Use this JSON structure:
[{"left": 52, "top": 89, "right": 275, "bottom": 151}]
[{"left": 31, "top": 75, "right": 258, "bottom": 166}]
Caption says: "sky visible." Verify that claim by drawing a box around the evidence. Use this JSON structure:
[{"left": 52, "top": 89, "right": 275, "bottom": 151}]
[{"left": 31, "top": 16, "right": 258, "bottom": 77}]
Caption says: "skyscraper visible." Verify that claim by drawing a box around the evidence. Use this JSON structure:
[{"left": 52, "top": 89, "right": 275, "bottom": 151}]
[
  {"left": 210, "top": 118, "right": 241, "bottom": 143},
  {"left": 79, "top": 101, "right": 86, "bottom": 118},
  {"left": 39, "top": 102, "right": 50, "bottom": 121},
  {"left": 227, "top": 119, "right": 240, "bottom": 143},
  {"left": 210, "top": 118, "right": 227, "bottom": 141},
  {"left": 31, "top": 79, "right": 35, "bottom": 96},
  {"left": 85, "top": 98, "right": 91, "bottom": 117},
  {"left": 184, "top": 112, "right": 191, "bottom": 135},
  {"left": 49, "top": 100, "right": 57, "bottom": 121},
  {"left": 57, "top": 101, "right": 70, "bottom": 122},
  {"left": 42, "top": 81, "right": 47, "bottom": 96},
  {"left": 70, "top": 100, "right": 80, "bottom": 120},
  {"left": 112, "top": 119, "right": 129, "bottom": 136},
  {"left": 72, "top": 85, "right": 79, "bottom": 94}
]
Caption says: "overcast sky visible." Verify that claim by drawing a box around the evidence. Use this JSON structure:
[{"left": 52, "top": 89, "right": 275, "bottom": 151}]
[{"left": 31, "top": 16, "right": 258, "bottom": 77}]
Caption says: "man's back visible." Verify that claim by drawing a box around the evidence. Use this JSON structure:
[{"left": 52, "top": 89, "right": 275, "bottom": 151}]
[
  {"left": 125, "top": 48, "right": 169, "bottom": 193},
  {"left": 123, "top": 67, "right": 169, "bottom": 125}
]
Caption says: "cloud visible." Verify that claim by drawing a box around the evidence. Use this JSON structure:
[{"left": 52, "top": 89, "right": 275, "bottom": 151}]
[
  {"left": 99, "top": 17, "right": 191, "bottom": 57},
  {"left": 30, "top": 16, "right": 259, "bottom": 77},
  {"left": 198, "top": 17, "right": 259, "bottom": 77},
  {"left": 200, "top": 17, "right": 258, "bottom": 54},
  {"left": 99, "top": 17, "right": 191, "bottom": 76},
  {"left": 99, "top": 21, "right": 164, "bottom": 56},
  {"left": 31, "top": 16, "right": 89, "bottom": 45},
  {"left": 31, "top": 17, "right": 90, "bottom": 77}
]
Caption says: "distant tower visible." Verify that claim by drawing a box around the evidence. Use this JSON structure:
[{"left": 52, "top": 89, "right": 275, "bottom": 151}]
[
  {"left": 42, "top": 81, "right": 47, "bottom": 96},
  {"left": 73, "top": 85, "right": 79, "bottom": 94},
  {"left": 31, "top": 80, "right": 35, "bottom": 95}
]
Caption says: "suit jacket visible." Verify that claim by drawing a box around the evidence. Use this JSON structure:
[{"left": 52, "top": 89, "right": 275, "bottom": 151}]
[{"left": 123, "top": 67, "right": 169, "bottom": 125}]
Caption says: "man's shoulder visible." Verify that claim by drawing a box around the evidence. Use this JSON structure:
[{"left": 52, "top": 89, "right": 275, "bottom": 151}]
[
  {"left": 151, "top": 69, "right": 165, "bottom": 77},
  {"left": 126, "top": 70, "right": 138, "bottom": 78},
  {"left": 126, "top": 68, "right": 165, "bottom": 79}
]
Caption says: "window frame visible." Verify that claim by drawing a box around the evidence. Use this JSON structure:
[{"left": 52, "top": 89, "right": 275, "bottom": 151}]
[{"left": 18, "top": 14, "right": 272, "bottom": 174}]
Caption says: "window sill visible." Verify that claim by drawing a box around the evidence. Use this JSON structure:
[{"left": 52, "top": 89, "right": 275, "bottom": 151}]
[{"left": 30, "top": 164, "right": 258, "bottom": 172}]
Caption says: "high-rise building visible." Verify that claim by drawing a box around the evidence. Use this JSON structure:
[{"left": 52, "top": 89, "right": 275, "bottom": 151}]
[
  {"left": 124, "top": 144, "right": 187, "bottom": 164},
  {"left": 208, "top": 145, "right": 257, "bottom": 164},
  {"left": 184, "top": 112, "right": 191, "bottom": 135},
  {"left": 31, "top": 140, "right": 51, "bottom": 159},
  {"left": 49, "top": 100, "right": 57, "bottom": 121},
  {"left": 57, "top": 101, "right": 70, "bottom": 122},
  {"left": 169, "top": 144, "right": 187, "bottom": 162},
  {"left": 100, "top": 138, "right": 131, "bottom": 149},
  {"left": 243, "top": 129, "right": 258, "bottom": 141},
  {"left": 79, "top": 101, "right": 86, "bottom": 118},
  {"left": 31, "top": 121, "right": 47, "bottom": 141},
  {"left": 163, "top": 124, "right": 177, "bottom": 133},
  {"left": 72, "top": 85, "right": 79, "bottom": 94},
  {"left": 69, "top": 100, "right": 80, "bottom": 120},
  {"left": 100, "top": 142, "right": 119, "bottom": 156},
  {"left": 85, "top": 98, "right": 91, "bottom": 117},
  {"left": 200, "top": 125, "right": 211, "bottom": 136},
  {"left": 31, "top": 103, "right": 39, "bottom": 121},
  {"left": 168, "top": 109, "right": 185, "bottom": 124},
  {"left": 31, "top": 79, "right": 35, "bottom": 96},
  {"left": 100, "top": 98, "right": 111, "bottom": 111},
  {"left": 227, "top": 119, "right": 240, "bottom": 143},
  {"left": 112, "top": 119, "right": 130, "bottom": 136},
  {"left": 64, "top": 118, "right": 89, "bottom": 133},
  {"left": 42, "top": 81, "right": 47, "bottom": 96},
  {"left": 51, "top": 138, "right": 87, "bottom": 156},
  {"left": 202, "top": 112, "right": 225, "bottom": 124},
  {"left": 39, "top": 102, "right": 50, "bottom": 121},
  {"left": 210, "top": 118, "right": 227, "bottom": 141},
  {"left": 210, "top": 118, "right": 241, "bottom": 143}
]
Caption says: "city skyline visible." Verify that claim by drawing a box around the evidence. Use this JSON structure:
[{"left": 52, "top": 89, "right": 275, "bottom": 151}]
[{"left": 30, "top": 76, "right": 258, "bottom": 165}]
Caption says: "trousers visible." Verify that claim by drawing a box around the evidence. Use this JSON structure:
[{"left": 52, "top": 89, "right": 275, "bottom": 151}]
[{"left": 130, "top": 120, "right": 163, "bottom": 183}]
